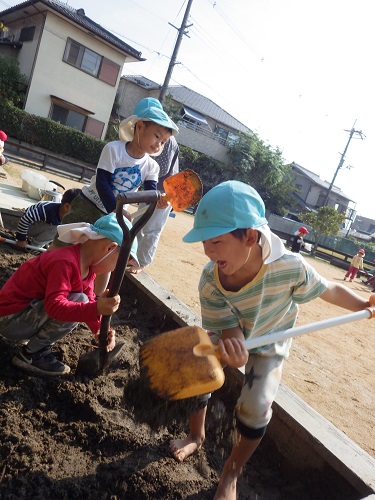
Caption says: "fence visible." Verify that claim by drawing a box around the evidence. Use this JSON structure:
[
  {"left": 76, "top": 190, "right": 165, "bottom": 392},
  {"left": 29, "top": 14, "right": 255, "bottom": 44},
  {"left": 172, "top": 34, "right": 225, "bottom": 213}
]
[
  {"left": 5, "top": 138, "right": 96, "bottom": 183},
  {"left": 268, "top": 213, "right": 375, "bottom": 270}
]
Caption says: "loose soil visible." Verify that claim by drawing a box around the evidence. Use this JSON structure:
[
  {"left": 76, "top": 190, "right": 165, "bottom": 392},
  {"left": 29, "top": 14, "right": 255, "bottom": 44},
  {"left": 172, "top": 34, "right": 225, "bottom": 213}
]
[{"left": 0, "top": 162, "right": 373, "bottom": 498}]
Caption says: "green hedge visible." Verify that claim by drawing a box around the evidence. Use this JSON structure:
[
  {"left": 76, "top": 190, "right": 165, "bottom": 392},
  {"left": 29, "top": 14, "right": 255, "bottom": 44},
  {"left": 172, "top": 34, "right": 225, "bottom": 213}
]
[{"left": 0, "top": 99, "right": 104, "bottom": 165}]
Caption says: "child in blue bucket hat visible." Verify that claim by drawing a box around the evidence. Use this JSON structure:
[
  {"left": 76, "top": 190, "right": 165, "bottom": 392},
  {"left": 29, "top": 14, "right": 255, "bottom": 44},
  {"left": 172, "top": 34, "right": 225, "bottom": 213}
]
[
  {"left": 51, "top": 98, "right": 178, "bottom": 263},
  {"left": 171, "top": 180, "right": 371, "bottom": 499},
  {"left": 0, "top": 213, "right": 138, "bottom": 377}
]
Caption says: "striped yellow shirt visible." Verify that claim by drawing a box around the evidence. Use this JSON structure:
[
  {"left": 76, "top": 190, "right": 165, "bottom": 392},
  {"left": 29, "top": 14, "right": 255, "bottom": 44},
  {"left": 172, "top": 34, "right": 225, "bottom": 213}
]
[{"left": 199, "top": 251, "right": 328, "bottom": 358}]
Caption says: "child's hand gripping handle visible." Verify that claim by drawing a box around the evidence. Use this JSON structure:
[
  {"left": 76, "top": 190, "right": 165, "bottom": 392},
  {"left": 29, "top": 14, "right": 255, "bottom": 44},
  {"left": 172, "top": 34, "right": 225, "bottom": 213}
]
[
  {"left": 194, "top": 294, "right": 375, "bottom": 358},
  {"left": 98, "top": 190, "right": 161, "bottom": 371}
]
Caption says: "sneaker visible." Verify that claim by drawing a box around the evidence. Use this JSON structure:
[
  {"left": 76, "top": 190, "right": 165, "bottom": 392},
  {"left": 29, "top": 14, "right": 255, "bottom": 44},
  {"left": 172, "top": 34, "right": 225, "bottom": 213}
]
[
  {"left": 349, "top": 279, "right": 353, "bottom": 282},
  {"left": 12, "top": 346, "right": 70, "bottom": 376},
  {"left": 343, "top": 277, "right": 347, "bottom": 281}
]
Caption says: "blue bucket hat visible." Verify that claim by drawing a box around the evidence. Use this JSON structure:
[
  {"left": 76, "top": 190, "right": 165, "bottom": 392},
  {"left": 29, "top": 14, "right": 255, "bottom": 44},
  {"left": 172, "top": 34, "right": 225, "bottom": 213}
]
[
  {"left": 119, "top": 97, "right": 178, "bottom": 143},
  {"left": 58, "top": 214, "right": 139, "bottom": 264},
  {"left": 183, "top": 181, "right": 268, "bottom": 243},
  {"left": 92, "top": 214, "right": 139, "bottom": 264}
]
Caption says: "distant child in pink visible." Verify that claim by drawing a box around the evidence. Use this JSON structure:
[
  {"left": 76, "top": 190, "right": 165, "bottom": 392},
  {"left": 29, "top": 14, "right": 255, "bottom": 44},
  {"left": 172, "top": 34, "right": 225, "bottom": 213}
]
[{"left": 344, "top": 249, "right": 365, "bottom": 281}]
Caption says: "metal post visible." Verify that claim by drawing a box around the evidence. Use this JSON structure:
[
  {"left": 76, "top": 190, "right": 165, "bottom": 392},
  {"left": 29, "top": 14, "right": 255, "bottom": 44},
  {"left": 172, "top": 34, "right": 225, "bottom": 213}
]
[
  {"left": 323, "top": 124, "right": 365, "bottom": 206},
  {"left": 159, "top": 0, "right": 194, "bottom": 104}
]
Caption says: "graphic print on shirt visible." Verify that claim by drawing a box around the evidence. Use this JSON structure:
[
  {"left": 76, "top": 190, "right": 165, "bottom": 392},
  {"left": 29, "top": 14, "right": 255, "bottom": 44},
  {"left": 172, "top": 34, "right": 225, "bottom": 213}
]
[{"left": 112, "top": 165, "right": 142, "bottom": 194}]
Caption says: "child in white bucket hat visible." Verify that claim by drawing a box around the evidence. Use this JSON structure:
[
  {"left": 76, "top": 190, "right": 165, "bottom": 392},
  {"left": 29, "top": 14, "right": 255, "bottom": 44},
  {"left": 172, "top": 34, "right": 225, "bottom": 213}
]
[
  {"left": 0, "top": 214, "right": 137, "bottom": 377},
  {"left": 52, "top": 98, "right": 178, "bottom": 269},
  {"left": 171, "top": 180, "right": 372, "bottom": 499}
]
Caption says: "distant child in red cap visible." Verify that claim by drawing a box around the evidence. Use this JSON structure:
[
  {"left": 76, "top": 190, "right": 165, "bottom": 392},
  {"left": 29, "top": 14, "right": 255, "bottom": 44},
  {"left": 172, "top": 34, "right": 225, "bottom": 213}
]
[
  {"left": 291, "top": 226, "right": 309, "bottom": 253},
  {"left": 0, "top": 130, "right": 8, "bottom": 168},
  {"left": 344, "top": 249, "right": 365, "bottom": 282}
]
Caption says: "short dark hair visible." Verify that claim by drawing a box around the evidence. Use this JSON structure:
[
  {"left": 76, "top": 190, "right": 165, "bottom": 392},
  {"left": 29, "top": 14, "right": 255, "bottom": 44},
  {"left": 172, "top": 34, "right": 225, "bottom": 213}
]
[
  {"left": 231, "top": 228, "right": 261, "bottom": 242},
  {"left": 61, "top": 188, "right": 81, "bottom": 205},
  {"left": 138, "top": 120, "right": 172, "bottom": 136}
]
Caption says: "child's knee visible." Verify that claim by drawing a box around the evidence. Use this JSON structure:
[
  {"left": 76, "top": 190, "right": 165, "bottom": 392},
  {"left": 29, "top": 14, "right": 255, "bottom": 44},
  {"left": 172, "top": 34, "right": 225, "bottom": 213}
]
[
  {"left": 235, "top": 396, "right": 273, "bottom": 431},
  {"left": 68, "top": 292, "right": 88, "bottom": 303}
]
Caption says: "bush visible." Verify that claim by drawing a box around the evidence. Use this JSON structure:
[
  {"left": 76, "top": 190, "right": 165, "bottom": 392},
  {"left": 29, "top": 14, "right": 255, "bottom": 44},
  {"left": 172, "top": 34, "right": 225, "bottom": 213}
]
[
  {"left": 0, "top": 99, "right": 104, "bottom": 165},
  {"left": 0, "top": 55, "right": 27, "bottom": 107}
]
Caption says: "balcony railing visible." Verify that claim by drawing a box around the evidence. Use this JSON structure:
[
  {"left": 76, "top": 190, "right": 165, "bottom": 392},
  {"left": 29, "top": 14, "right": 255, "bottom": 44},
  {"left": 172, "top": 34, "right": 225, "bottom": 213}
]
[{"left": 177, "top": 119, "right": 228, "bottom": 146}]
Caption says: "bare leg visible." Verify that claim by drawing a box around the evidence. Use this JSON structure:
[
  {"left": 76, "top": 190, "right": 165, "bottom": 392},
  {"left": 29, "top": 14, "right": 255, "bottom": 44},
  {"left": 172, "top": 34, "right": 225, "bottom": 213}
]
[
  {"left": 170, "top": 406, "right": 206, "bottom": 462},
  {"left": 214, "top": 433, "right": 262, "bottom": 500}
]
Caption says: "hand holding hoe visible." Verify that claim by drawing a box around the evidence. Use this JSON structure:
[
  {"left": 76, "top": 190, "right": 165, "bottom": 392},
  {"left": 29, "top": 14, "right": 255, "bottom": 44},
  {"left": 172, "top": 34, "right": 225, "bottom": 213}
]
[
  {"left": 76, "top": 190, "right": 161, "bottom": 376},
  {"left": 140, "top": 294, "right": 375, "bottom": 400}
]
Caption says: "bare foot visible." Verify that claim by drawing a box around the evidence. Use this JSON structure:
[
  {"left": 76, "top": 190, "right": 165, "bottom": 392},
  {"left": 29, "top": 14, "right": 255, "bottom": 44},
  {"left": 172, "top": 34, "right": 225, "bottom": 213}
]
[
  {"left": 126, "top": 265, "right": 144, "bottom": 274},
  {"left": 169, "top": 435, "right": 203, "bottom": 462}
]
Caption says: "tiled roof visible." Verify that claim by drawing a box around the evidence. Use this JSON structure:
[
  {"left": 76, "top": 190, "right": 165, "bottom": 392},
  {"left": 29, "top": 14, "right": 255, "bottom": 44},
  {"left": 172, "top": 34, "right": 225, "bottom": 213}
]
[
  {"left": 0, "top": 0, "right": 144, "bottom": 60},
  {"left": 291, "top": 162, "right": 353, "bottom": 201},
  {"left": 124, "top": 75, "right": 160, "bottom": 90},
  {"left": 124, "top": 75, "right": 251, "bottom": 134}
]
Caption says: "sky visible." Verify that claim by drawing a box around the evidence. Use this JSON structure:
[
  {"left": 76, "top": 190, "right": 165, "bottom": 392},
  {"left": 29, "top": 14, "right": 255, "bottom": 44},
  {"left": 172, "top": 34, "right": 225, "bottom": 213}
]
[{"left": 1, "top": 0, "right": 374, "bottom": 219}]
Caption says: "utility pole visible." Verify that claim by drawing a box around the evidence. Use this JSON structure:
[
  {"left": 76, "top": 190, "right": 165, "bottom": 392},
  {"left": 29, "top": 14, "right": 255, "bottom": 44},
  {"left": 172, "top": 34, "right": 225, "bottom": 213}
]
[
  {"left": 323, "top": 122, "right": 365, "bottom": 206},
  {"left": 159, "top": 0, "right": 194, "bottom": 104}
]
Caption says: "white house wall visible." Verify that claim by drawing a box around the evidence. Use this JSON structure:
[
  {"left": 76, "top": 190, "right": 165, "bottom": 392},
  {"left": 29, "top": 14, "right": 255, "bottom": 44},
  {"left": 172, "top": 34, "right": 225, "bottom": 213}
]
[{"left": 24, "top": 12, "right": 126, "bottom": 138}]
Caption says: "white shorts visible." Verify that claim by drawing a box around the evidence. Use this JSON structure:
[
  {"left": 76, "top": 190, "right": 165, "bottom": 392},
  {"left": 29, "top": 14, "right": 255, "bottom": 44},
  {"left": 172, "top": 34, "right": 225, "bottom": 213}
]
[{"left": 235, "top": 353, "right": 284, "bottom": 436}]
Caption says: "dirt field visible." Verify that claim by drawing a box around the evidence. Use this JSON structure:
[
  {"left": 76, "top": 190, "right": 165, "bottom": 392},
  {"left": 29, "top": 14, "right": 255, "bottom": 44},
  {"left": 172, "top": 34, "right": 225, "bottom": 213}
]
[{"left": 0, "top": 162, "right": 374, "bottom": 498}]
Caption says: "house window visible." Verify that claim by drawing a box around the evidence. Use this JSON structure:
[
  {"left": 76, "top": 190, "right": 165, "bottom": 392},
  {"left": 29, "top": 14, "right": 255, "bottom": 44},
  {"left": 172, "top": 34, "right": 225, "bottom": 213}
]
[
  {"left": 49, "top": 96, "right": 104, "bottom": 136},
  {"left": 64, "top": 38, "right": 101, "bottom": 76},
  {"left": 214, "top": 126, "right": 229, "bottom": 145},
  {"left": 20, "top": 26, "right": 35, "bottom": 42},
  {"left": 227, "top": 131, "right": 240, "bottom": 145},
  {"left": 317, "top": 194, "right": 326, "bottom": 207},
  {"left": 50, "top": 104, "right": 86, "bottom": 131}
]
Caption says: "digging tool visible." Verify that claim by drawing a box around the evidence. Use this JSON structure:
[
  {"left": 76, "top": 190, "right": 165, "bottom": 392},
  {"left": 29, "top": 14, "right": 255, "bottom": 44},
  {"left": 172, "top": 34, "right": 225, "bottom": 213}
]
[
  {"left": 140, "top": 295, "right": 375, "bottom": 400},
  {"left": 0, "top": 235, "right": 46, "bottom": 252},
  {"left": 130, "top": 169, "right": 203, "bottom": 220},
  {"left": 76, "top": 190, "right": 161, "bottom": 376}
]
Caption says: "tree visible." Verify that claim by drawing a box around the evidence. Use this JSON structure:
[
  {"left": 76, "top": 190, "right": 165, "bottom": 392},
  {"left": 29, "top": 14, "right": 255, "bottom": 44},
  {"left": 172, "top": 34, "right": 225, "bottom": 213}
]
[
  {"left": 301, "top": 206, "right": 346, "bottom": 255},
  {"left": 227, "top": 133, "right": 296, "bottom": 215},
  {"left": 0, "top": 55, "right": 27, "bottom": 107}
]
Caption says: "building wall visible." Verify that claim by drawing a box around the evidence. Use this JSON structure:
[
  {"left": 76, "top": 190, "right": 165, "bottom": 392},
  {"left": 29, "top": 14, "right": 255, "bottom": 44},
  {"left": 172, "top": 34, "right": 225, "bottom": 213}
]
[
  {"left": 27, "top": 12, "right": 126, "bottom": 138},
  {"left": 4, "top": 14, "right": 42, "bottom": 79},
  {"left": 116, "top": 79, "right": 159, "bottom": 119},
  {"left": 292, "top": 173, "right": 311, "bottom": 201},
  {"left": 175, "top": 124, "right": 230, "bottom": 163},
  {"left": 4, "top": 11, "right": 128, "bottom": 140}
]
